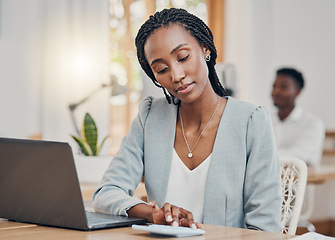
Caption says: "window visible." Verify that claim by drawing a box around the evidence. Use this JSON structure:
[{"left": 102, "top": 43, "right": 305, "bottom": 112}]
[{"left": 108, "top": 0, "right": 209, "bottom": 154}]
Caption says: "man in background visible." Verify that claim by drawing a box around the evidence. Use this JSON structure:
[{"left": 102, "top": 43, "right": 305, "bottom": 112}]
[{"left": 271, "top": 67, "right": 325, "bottom": 166}]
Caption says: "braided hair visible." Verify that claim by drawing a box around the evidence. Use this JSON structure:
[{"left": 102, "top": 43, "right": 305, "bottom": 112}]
[{"left": 135, "top": 8, "right": 228, "bottom": 104}]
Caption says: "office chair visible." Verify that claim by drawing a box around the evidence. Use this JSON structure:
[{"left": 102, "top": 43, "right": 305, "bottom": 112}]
[
  {"left": 298, "top": 185, "right": 316, "bottom": 232},
  {"left": 280, "top": 157, "right": 308, "bottom": 235}
]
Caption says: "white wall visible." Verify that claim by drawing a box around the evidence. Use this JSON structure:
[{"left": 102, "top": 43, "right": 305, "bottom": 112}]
[
  {"left": 224, "top": 0, "right": 335, "bottom": 129},
  {"left": 0, "top": 0, "right": 43, "bottom": 138},
  {"left": 272, "top": 0, "right": 335, "bottom": 129},
  {"left": 0, "top": 0, "right": 111, "bottom": 154}
]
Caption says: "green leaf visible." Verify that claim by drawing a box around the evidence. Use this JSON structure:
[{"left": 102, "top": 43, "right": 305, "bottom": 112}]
[
  {"left": 82, "top": 113, "right": 98, "bottom": 155},
  {"left": 96, "top": 135, "right": 109, "bottom": 156},
  {"left": 72, "top": 112, "right": 108, "bottom": 156},
  {"left": 71, "top": 135, "right": 91, "bottom": 156}
]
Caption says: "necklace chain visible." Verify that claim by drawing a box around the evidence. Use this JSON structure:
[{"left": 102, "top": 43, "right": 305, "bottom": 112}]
[{"left": 179, "top": 96, "right": 220, "bottom": 158}]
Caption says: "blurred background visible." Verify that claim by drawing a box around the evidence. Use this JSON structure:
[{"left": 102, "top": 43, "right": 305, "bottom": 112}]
[{"left": 0, "top": 0, "right": 335, "bottom": 235}]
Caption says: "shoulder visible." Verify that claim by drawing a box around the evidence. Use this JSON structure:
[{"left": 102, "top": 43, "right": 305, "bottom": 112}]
[
  {"left": 138, "top": 96, "right": 174, "bottom": 122},
  {"left": 221, "top": 97, "right": 272, "bottom": 139},
  {"left": 227, "top": 97, "right": 271, "bottom": 123},
  {"left": 139, "top": 96, "right": 171, "bottom": 112},
  {"left": 299, "top": 107, "right": 325, "bottom": 130},
  {"left": 301, "top": 108, "right": 323, "bottom": 122}
]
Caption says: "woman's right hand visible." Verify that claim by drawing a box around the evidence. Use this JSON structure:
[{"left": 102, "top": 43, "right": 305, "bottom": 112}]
[{"left": 148, "top": 201, "right": 202, "bottom": 229}]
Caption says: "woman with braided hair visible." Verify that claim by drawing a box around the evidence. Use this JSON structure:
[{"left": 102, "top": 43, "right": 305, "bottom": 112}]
[{"left": 93, "top": 8, "right": 281, "bottom": 232}]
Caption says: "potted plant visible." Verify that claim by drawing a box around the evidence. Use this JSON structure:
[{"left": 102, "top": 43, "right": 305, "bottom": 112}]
[
  {"left": 71, "top": 112, "right": 109, "bottom": 156},
  {"left": 71, "top": 112, "right": 112, "bottom": 183}
]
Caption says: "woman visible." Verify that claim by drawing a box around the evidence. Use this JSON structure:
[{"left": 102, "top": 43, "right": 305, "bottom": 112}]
[{"left": 93, "top": 8, "right": 281, "bottom": 232}]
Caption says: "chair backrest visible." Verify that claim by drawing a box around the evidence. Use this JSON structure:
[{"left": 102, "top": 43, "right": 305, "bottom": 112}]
[{"left": 280, "top": 157, "right": 308, "bottom": 235}]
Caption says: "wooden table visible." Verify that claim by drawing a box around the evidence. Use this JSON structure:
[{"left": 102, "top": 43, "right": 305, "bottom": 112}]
[
  {"left": 0, "top": 218, "right": 294, "bottom": 240},
  {"left": 323, "top": 130, "right": 335, "bottom": 156},
  {"left": 307, "top": 164, "right": 335, "bottom": 184}
]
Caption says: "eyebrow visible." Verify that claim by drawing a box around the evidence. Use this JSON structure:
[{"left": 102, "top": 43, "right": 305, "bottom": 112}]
[
  {"left": 170, "top": 43, "right": 187, "bottom": 54},
  {"left": 150, "top": 43, "right": 188, "bottom": 66}
]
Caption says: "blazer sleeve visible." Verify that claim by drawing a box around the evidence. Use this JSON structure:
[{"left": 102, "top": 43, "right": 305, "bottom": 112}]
[
  {"left": 92, "top": 97, "right": 153, "bottom": 216},
  {"left": 244, "top": 106, "right": 282, "bottom": 232}
]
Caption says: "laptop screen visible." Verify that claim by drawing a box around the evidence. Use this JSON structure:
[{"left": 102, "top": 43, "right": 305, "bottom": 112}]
[{"left": 0, "top": 138, "right": 88, "bottom": 229}]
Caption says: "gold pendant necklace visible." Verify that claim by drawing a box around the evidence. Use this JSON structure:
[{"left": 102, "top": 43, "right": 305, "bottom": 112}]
[{"left": 179, "top": 96, "right": 220, "bottom": 158}]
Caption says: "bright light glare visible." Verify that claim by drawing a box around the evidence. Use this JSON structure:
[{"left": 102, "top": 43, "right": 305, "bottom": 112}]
[
  {"left": 73, "top": 55, "right": 91, "bottom": 72},
  {"left": 71, "top": 54, "right": 94, "bottom": 77}
]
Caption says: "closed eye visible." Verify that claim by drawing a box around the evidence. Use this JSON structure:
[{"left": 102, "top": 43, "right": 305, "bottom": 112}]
[
  {"left": 157, "top": 67, "right": 168, "bottom": 74},
  {"left": 178, "top": 54, "right": 189, "bottom": 62}
]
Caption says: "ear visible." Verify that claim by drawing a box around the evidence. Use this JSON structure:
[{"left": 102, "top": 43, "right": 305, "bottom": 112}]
[
  {"left": 201, "top": 44, "right": 211, "bottom": 56},
  {"left": 295, "top": 89, "right": 301, "bottom": 97}
]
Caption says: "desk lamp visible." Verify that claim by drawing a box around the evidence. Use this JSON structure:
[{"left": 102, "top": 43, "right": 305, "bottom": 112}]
[{"left": 69, "top": 76, "right": 127, "bottom": 135}]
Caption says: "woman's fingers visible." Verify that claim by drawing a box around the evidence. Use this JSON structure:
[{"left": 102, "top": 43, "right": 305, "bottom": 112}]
[
  {"left": 170, "top": 205, "right": 180, "bottom": 227},
  {"left": 162, "top": 203, "right": 174, "bottom": 223},
  {"left": 151, "top": 202, "right": 200, "bottom": 228},
  {"left": 185, "top": 211, "right": 196, "bottom": 229},
  {"left": 151, "top": 201, "right": 165, "bottom": 225},
  {"left": 178, "top": 208, "right": 196, "bottom": 229},
  {"left": 195, "top": 222, "right": 204, "bottom": 229},
  {"left": 148, "top": 201, "right": 156, "bottom": 209}
]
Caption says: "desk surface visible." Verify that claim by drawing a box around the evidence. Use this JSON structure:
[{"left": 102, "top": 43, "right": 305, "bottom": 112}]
[
  {"left": 307, "top": 164, "right": 335, "bottom": 184},
  {"left": 0, "top": 219, "right": 294, "bottom": 240}
]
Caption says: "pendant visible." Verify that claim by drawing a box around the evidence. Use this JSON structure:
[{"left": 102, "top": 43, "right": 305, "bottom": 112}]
[{"left": 188, "top": 152, "right": 193, "bottom": 158}]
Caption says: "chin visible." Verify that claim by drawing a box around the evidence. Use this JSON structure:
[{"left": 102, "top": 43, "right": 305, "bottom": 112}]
[
  {"left": 272, "top": 99, "right": 282, "bottom": 107},
  {"left": 274, "top": 102, "right": 286, "bottom": 109},
  {"left": 178, "top": 94, "right": 198, "bottom": 104}
]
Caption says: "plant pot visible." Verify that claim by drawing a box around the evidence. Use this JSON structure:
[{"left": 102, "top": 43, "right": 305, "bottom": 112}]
[{"left": 74, "top": 155, "right": 112, "bottom": 183}]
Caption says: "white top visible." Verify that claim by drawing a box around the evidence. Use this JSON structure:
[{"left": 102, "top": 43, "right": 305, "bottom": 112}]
[
  {"left": 164, "top": 149, "right": 212, "bottom": 223},
  {"left": 271, "top": 106, "right": 325, "bottom": 166}
]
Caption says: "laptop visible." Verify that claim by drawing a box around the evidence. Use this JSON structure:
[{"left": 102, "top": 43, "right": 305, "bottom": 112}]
[{"left": 0, "top": 137, "right": 147, "bottom": 230}]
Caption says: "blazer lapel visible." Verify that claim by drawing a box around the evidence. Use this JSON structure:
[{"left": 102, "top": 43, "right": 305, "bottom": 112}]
[
  {"left": 144, "top": 99, "right": 178, "bottom": 206},
  {"left": 203, "top": 97, "right": 236, "bottom": 225}
]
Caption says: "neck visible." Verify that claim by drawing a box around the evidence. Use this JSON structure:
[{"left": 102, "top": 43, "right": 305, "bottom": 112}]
[
  {"left": 180, "top": 91, "right": 219, "bottom": 122},
  {"left": 277, "top": 105, "right": 295, "bottom": 121}
]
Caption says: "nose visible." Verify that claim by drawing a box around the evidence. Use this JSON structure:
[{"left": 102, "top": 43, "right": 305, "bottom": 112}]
[{"left": 171, "top": 64, "right": 185, "bottom": 83}]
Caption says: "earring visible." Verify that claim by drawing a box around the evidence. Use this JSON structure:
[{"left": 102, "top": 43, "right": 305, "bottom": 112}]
[{"left": 205, "top": 54, "right": 211, "bottom": 62}]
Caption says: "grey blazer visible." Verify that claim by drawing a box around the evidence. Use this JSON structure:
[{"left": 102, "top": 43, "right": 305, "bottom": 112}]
[{"left": 93, "top": 96, "right": 281, "bottom": 233}]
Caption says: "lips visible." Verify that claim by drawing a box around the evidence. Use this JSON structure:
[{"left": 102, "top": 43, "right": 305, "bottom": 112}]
[
  {"left": 176, "top": 83, "right": 194, "bottom": 94},
  {"left": 272, "top": 95, "right": 283, "bottom": 102}
]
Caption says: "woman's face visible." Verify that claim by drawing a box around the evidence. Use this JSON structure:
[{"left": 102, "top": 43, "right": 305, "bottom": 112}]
[{"left": 144, "top": 24, "right": 210, "bottom": 103}]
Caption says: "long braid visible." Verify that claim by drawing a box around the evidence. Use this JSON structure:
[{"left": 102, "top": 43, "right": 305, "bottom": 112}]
[{"left": 135, "top": 8, "right": 228, "bottom": 104}]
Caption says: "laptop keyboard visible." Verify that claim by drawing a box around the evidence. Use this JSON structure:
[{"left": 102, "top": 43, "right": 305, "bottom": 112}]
[
  {"left": 86, "top": 212, "right": 121, "bottom": 225},
  {"left": 85, "top": 211, "right": 147, "bottom": 229},
  {"left": 87, "top": 216, "right": 119, "bottom": 225}
]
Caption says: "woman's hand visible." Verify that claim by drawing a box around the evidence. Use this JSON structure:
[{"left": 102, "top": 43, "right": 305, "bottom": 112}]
[{"left": 148, "top": 201, "right": 202, "bottom": 229}]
